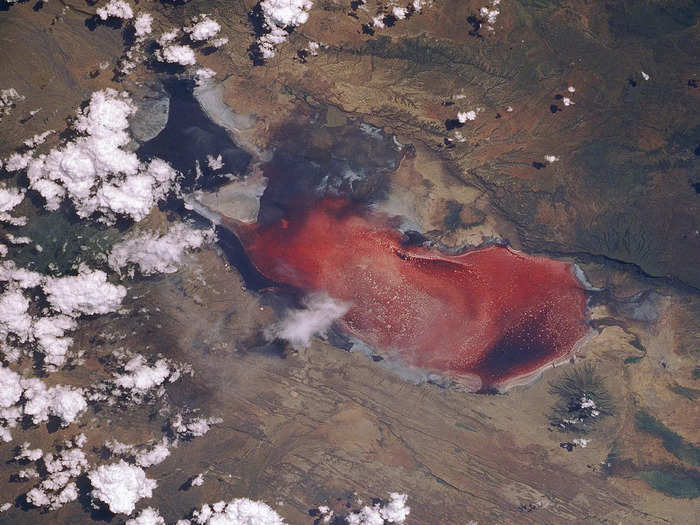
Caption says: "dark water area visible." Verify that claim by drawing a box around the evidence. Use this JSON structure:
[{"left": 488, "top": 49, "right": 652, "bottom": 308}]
[
  {"left": 258, "top": 119, "right": 403, "bottom": 225},
  {"left": 138, "top": 79, "right": 252, "bottom": 192},
  {"left": 145, "top": 81, "right": 402, "bottom": 302},
  {"left": 471, "top": 309, "right": 559, "bottom": 388},
  {"left": 214, "top": 225, "right": 276, "bottom": 292}
]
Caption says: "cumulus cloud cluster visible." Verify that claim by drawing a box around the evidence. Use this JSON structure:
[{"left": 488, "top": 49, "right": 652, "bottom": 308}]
[
  {"left": 190, "top": 498, "right": 285, "bottom": 524},
  {"left": 0, "top": 367, "right": 87, "bottom": 441},
  {"left": 108, "top": 222, "right": 215, "bottom": 277},
  {"left": 0, "top": 185, "right": 24, "bottom": 210},
  {"left": 184, "top": 14, "right": 222, "bottom": 42},
  {"left": 126, "top": 507, "right": 166, "bottom": 525},
  {"left": 255, "top": 0, "right": 313, "bottom": 59},
  {"left": 134, "top": 12, "right": 154, "bottom": 37},
  {"left": 157, "top": 43, "right": 197, "bottom": 66},
  {"left": 168, "top": 413, "right": 223, "bottom": 440},
  {"left": 479, "top": 0, "right": 501, "bottom": 30},
  {"left": 88, "top": 349, "right": 191, "bottom": 405},
  {"left": 12, "top": 89, "right": 180, "bottom": 224},
  {"left": 96, "top": 0, "right": 134, "bottom": 21},
  {"left": 105, "top": 437, "right": 171, "bottom": 468},
  {"left": 346, "top": 493, "right": 410, "bottom": 525},
  {"left": 0, "top": 259, "right": 126, "bottom": 369},
  {"left": 43, "top": 268, "right": 127, "bottom": 316},
  {"left": 88, "top": 459, "right": 157, "bottom": 515},
  {"left": 364, "top": 1, "right": 430, "bottom": 31},
  {"left": 154, "top": 14, "right": 226, "bottom": 67},
  {"left": 24, "top": 434, "right": 88, "bottom": 510}
]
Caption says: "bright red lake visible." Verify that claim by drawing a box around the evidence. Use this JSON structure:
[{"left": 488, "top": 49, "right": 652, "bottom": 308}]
[{"left": 240, "top": 199, "right": 589, "bottom": 391}]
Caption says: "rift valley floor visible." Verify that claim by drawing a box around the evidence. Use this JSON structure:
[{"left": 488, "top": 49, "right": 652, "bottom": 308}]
[{"left": 0, "top": 1, "right": 698, "bottom": 524}]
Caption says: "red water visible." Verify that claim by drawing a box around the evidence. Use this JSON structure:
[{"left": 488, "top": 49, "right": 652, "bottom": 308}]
[{"left": 241, "top": 199, "right": 588, "bottom": 390}]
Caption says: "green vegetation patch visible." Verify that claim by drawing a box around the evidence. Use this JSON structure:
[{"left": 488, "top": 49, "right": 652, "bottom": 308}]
[
  {"left": 640, "top": 470, "right": 700, "bottom": 499},
  {"left": 635, "top": 410, "right": 700, "bottom": 466},
  {"left": 7, "top": 207, "right": 119, "bottom": 277},
  {"left": 668, "top": 383, "right": 700, "bottom": 401}
]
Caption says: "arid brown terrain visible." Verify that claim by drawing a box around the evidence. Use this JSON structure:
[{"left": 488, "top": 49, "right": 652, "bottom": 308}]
[{"left": 1, "top": 0, "right": 698, "bottom": 523}]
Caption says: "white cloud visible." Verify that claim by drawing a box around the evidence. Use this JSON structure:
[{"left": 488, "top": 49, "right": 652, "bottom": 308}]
[
  {"left": 413, "top": 0, "right": 429, "bottom": 10},
  {"left": 185, "top": 15, "right": 221, "bottom": 42},
  {"left": 33, "top": 315, "right": 78, "bottom": 369},
  {"left": 372, "top": 16, "right": 385, "bottom": 29},
  {"left": 346, "top": 493, "right": 410, "bottom": 524},
  {"left": 42, "top": 268, "right": 127, "bottom": 317},
  {"left": 3, "top": 151, "right": 33, "bottom": 172},
  {"left": 208, "top": 37, "right": 229, "bottom": 48},
  {"left": 457, "top": 110, "right": 477, "bottom": 123},
  {"left": 88, "top": 350, "right": 190, "bottom": 406},
  {"left": 190, "top": 473, "right": 204, "bottom": 487},
  {"left": 0, "top": 289, "right": 32, "bottom": 342},
  {"left": 25, "top": 435, "right": 88, "bottom": 509},
  {"left": 88, "top": 460, "right": 157, "bottom": 515},
  {"left": 114, "top": 354, "right": 173, "bottom": 392},
  {"left": 544, "top": 155, "right": 559, "bottom": 163},
  {"left": 5, "top": 233, "right": 31, "bottom": 245},
  {"left": 378, "top": 493, "right": 410, "bottom": 523},
  {"left": 0, "top": 262, "right": 119, "bottom": 369},
  {"left": 262, "top": 0, "right": 311, "bottom": 26},
  {"left": 479, "top": 0, "right": 500, "bottom": 29},
  {"left": 266, "top": 293, "right": 350, "bottom": 348},
  {"left": 18, "top": 467, "right": 39, "bottom": 480},
  {"left": 480, "top": 6, "right": 499, "bottom": 25},
  {"left": 192, "top": 498, "right": 285, "bottom": 524},
  {"left": 22, "top": 379, "right": 87, "bottom": 426},
  {"left": 257, "top": 0, "right": 313, "bottom": 58},
  {"left": 392, "top": 7, "right": 407, "bottom": 19},
  {"left": 96, "top": 0, "right": 134, "bottom": 20},
  {"left": 169, "top": 413, "right": 222, "bottom": 439},
  {"left": 105, "top": 440, "right": 137, "bottom": 456},
  {"left": 15, "top": 441, "right": 43, "bottom": 461},
  {"left": 49, "top": 482, "right": 79, "bottom": 509},
  {"left": 127, "top": 507, "right": 166, "bottom": 525},
  {"left": 0, "top": 366, "right": 23, "bottom": 442},
  {"left": 135, "top": 440, "right": 170, "bottom": 467},
  {"left": 206, "top": 153, "right": 223, "bottom": 170},
  {"left": 0, "top": 260, "right": 43, "bottom": 288},
  {"left": 108, "top": 222, "right": 214, "bottom": 276},
  {"left": 0, "top": 366, "right": 23, "bottom": 409},
  {"left": 23, "top": 130, "right": 55, "bottom": 148},
  {"left": 134, "top": 13, "right": 154, "bottom": 38},
  {"left": 96, "top": 173, "right": 162, "bottom": 222},
  {"left": 197, "top": 69, "right": 217, "bottom": 86},
  {"left": 0, "top": 185, "right": 24, "bottom": 215},
  {"left": 26, "top": 488, "right": 51, "bottom": 507},
  {"left": 157, "top": 44, "right": 197, "bottom": 66},
  {"left": 25, "top": 89, "right": 179, "bottom": 223},
  {"left": 158, "top": 29, "right": 180, "bottom": 46}
]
